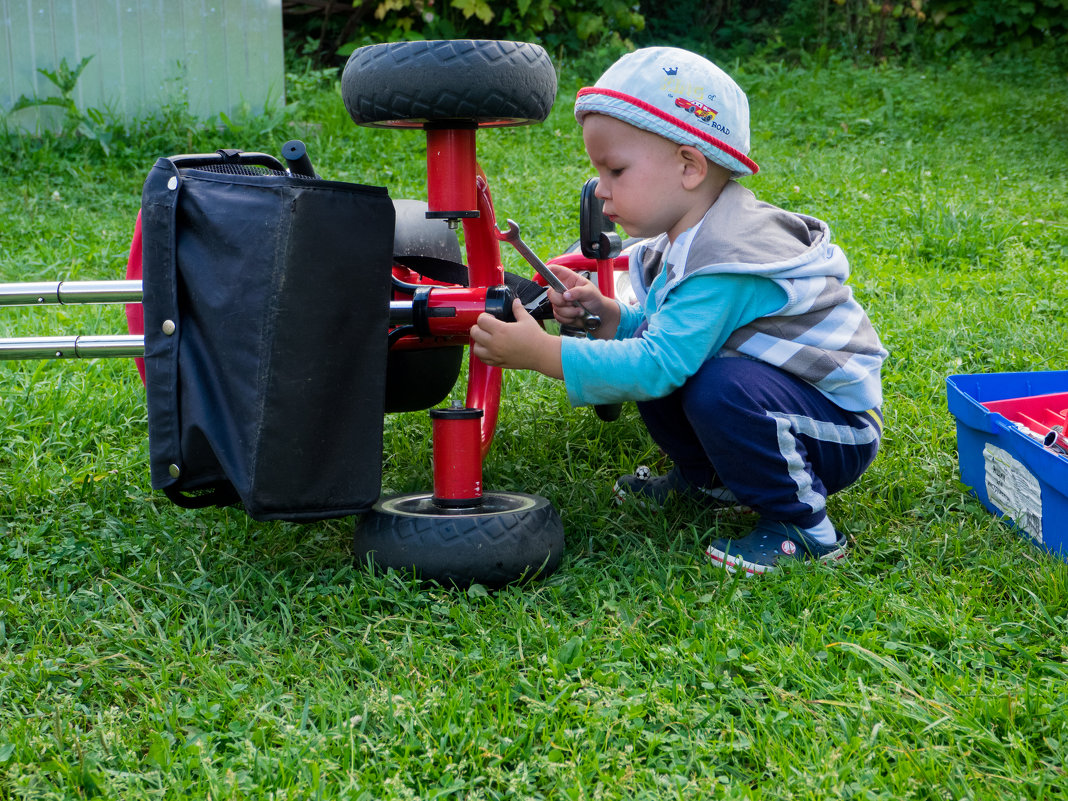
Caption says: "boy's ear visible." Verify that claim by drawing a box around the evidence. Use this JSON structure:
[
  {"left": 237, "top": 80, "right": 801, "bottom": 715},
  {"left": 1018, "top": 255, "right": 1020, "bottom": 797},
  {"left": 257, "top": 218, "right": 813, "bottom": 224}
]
[{"left": 678, "top": 145, "right": 709, "bottom": 189}]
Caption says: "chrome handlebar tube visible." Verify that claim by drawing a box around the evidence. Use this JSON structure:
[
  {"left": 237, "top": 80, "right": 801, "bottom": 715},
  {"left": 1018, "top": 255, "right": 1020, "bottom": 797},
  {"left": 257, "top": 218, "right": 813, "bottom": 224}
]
[{"left": 0, "top": 280, "right": 145, "bottom": 360}]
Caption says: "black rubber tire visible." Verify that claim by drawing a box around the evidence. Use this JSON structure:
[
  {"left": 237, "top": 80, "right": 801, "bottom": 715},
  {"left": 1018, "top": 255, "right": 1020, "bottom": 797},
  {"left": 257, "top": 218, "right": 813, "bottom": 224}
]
[
  {"left": 385, "top": 199, "right": 464, "bottom": 412},
  {"left": 393, "top": 198, "right": 462, "bottom": 262},
  {"left": 342, "top": 40, "right": 557, "bottom": 128},
  {"left": 354, "top": 492, "right": 564, "bottom": 588}
]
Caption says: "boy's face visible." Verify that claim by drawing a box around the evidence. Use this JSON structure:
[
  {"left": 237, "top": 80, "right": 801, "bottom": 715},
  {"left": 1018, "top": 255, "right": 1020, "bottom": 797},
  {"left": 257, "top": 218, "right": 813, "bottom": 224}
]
[{"left": 582, "top": 114, "right": 709, "bottom": 242}]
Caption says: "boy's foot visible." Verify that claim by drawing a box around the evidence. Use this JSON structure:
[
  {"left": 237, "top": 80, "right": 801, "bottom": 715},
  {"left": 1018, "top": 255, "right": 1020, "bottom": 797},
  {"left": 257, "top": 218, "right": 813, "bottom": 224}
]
[
  {"left": 705, "top": 519, "right": 847, "bottom": 575},
  {"left": 613, "top": 466, "right": 742, "bottom": 509}
]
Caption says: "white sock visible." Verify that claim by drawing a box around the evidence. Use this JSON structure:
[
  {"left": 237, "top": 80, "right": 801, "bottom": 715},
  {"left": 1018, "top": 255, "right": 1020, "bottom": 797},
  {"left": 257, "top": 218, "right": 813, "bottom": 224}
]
[{"left": 803, "top": 517, "right": 838, "bottom": 545}]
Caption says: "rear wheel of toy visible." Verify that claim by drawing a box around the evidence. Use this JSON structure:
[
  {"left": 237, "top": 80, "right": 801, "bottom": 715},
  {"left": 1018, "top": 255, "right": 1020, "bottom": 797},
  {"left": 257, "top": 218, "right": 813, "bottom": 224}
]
[
  {"left": 386, "top": 199, "right": 465, "bottom": 412},
  {"left": 353, "top": 491, "right": 564, "bottom": 588},
  {"left": 342, "top": 40, "right": 557, "bottom": 128}
]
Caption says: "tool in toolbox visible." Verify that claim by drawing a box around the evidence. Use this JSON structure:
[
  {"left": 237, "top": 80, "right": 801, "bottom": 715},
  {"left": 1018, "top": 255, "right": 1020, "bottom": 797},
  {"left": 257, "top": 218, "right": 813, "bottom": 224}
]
[{"left": 982, "top": 393, "right": 1068, "bottom": 456}]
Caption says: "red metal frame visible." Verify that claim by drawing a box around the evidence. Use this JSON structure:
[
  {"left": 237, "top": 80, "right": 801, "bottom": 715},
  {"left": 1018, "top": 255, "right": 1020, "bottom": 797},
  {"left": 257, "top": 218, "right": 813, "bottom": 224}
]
[
  {"left": 426, "top": 127, "right": 478, "bottom": 218},
  {"left": 374, "top": 122, "right": 630, "bottom": 501},
  {"left": 125, "top": 212, "right": 147, "bottom": 383},
  {"left": 460, "top": 174, "right": 506, "bottom": 458},
  {"left": 430, "top": 405, "right": 484, "bottom": 505}
]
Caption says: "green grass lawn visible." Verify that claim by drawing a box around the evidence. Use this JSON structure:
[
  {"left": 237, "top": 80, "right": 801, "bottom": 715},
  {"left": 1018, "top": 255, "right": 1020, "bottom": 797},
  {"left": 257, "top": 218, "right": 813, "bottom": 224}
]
[{"left": 1, "top": 50, "right": 1067, "bottom": 799}]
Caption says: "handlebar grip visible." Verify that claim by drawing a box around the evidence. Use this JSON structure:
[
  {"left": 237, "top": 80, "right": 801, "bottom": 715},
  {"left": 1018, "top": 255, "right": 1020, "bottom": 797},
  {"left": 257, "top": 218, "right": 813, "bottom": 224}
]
[{"left": 282, "top": 139, "right": 316, "bottom": 178}]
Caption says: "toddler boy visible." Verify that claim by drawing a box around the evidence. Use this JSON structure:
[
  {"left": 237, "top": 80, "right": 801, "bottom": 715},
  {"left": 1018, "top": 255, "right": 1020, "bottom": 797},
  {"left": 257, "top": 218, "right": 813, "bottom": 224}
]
[{"left": 470, "top": 47, "right": 887, "bottom": 574}]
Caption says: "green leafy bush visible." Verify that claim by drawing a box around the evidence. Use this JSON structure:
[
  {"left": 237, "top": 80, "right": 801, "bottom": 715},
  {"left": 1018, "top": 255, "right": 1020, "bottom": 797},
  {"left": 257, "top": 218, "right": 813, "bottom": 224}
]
[
  {"left": 925, "top": 0, "right": 1068, "bottom": 52},
  {"left": 637, "top": 0, "right": 1068, "bottom": 62},
  {"left": 284, "top": 0, "right": 1068, "bottom": 67},
  {"left": 285, "top": 0, "right": 644, "bottom": 63}
]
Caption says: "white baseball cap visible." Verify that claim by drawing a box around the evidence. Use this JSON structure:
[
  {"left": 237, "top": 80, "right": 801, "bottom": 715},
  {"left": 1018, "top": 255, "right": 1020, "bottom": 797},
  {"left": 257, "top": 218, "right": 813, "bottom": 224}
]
[{"left": 574, "top": 47, "right": 758, "bottom": 177}]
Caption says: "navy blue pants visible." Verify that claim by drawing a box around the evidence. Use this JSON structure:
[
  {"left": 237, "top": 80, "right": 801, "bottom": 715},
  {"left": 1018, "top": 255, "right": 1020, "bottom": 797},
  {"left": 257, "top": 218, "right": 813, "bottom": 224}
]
[{"left": 636, "top": 357, "right": 882, "bottom": 528}]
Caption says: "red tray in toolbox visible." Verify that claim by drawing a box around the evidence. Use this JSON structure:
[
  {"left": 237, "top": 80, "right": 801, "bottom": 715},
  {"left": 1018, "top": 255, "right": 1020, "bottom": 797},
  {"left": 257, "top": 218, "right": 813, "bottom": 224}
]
[
  {"left": 982, "top": 392, "right": 1068, "bottom": 440},
  {"left": 947, "top": 371, "right": 1068, "bottom": 562}
]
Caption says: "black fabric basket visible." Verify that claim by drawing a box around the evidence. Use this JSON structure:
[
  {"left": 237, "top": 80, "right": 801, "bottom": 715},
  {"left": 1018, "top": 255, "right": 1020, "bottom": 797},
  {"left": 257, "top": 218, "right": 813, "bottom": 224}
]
[{"left": 140, "top": 156, "right": 395, "bottom": 521}]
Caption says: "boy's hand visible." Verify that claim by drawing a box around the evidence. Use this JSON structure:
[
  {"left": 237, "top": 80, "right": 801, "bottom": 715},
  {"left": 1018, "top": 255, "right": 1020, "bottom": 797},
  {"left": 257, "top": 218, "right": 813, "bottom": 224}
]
[
  {"left": 470, "top": 299, "right": 563, "bottom": 379},
  {"left": 546, "top": 264, "right": 620, "bottom": 339}
]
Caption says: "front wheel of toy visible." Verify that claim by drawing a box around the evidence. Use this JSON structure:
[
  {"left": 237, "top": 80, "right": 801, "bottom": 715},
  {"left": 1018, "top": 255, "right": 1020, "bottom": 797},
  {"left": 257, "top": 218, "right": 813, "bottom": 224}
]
[{"left": 353, "top": 491, "right": 564, "bottom": 588}]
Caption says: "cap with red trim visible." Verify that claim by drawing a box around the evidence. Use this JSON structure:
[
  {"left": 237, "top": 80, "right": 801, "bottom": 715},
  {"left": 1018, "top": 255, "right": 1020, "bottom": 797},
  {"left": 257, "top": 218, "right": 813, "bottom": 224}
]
[{"left": 575, "top": 47, "right": 758, "bottom": 177}]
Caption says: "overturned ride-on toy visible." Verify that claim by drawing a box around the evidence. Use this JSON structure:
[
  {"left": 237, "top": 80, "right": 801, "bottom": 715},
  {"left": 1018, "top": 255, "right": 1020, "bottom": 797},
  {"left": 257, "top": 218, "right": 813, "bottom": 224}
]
[{"left": 0, "top": 40, "right": 632, "bottom": 588}]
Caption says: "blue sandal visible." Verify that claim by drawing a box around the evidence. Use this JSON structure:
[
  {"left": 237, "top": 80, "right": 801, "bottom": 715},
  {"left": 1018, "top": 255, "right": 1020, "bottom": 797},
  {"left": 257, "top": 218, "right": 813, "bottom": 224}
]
[
  {"left": 613, "top": 466, "right": 742, "bottom": 509},
  {"left": 705, "top": 519, "right": 847, "bottom": 575}
]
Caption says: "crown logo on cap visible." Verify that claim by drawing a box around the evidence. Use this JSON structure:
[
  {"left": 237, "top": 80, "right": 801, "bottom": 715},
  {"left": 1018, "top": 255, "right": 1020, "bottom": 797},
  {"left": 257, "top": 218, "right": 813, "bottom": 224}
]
[{"left": 662, "top": 66, "right": 678, "bottom": 75}]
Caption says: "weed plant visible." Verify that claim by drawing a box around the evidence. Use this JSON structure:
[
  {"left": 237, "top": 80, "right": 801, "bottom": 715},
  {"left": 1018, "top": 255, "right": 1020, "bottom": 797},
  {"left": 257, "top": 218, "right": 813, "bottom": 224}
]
[{"left": 1, "top": 51, "right": 1067, "bottom": 799}]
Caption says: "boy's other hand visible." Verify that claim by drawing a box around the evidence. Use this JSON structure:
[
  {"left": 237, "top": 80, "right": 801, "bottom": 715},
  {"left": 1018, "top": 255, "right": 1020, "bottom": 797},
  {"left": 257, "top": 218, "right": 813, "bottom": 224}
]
[
  {"left": 547, "top": 264, "right": 620, "bottom": 339},
  {"left": 470, "top": 299, "right": 563, "bottom": 379}
]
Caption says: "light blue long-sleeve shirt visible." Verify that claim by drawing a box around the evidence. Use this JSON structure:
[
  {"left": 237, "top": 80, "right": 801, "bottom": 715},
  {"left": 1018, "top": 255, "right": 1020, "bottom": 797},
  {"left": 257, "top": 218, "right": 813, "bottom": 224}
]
[{"left": 560, "top": 268, "right": 785, "bottom": 407}]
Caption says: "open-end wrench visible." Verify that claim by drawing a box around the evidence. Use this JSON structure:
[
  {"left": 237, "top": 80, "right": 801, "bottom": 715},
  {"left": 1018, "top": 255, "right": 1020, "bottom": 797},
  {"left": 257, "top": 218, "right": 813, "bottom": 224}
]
[{"left": 494, "top": 219, "right": 601, "bottom": 333}]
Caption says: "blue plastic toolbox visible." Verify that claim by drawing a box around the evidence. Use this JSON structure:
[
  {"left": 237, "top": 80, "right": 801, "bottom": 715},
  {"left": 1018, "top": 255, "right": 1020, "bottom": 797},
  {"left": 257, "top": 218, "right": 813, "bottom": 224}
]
[{"left": 946, "top": 370, "right": 1068, "bottom": 561}]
